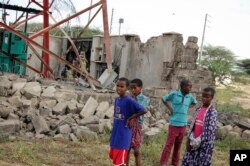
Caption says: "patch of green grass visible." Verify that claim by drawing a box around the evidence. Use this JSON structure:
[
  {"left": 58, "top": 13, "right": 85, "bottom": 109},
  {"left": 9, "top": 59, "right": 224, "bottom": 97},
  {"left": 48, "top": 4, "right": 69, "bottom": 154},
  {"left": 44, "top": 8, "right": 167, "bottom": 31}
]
[
  {"left": 215, "top": 137, "right": 250, "bottom": 151},
  {"left": 216, "top": 86, "right": 244, "bottom": 104},
  {"left": 213, "top": 137, "right": 250, "bottom": 166},
  {"left": 140, "top": 130, "right": 167, "bottom": 165},
  {"left": 233, "top": 75, "right": 250, "bottom": 85},
  {"left": 216, "top": 103, "right": 250, "bottom": 117},
  {"left": 0, "top": 132, "right": 249, "bottom": 166},
  {"left": 0, "top": 147, "right": 5, "bottom": 160},
  {"left": 12, "top": 141, "right": 42, "bottom": 166}
]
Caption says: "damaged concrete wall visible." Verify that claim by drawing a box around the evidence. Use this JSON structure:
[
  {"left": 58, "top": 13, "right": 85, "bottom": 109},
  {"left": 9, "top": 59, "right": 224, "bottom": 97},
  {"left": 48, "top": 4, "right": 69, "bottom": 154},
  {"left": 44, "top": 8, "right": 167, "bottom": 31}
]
[
  {"left": 26, "top": 36, "right": 63, "bottom": 77},
  {"left": 91, "top": 32, "right": 213, "bottom": 94},
  {"left": 117, "top": 32, "right": 213, "bottom": 92}
]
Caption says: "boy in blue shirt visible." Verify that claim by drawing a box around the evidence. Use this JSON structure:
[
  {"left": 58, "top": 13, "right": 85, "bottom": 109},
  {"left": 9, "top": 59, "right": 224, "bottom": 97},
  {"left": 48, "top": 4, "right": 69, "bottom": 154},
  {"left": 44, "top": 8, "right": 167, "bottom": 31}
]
[
  {"left": 127, "top": 78, "right": 150, "bottom": 166},
  {"left": 109, "top": 77, "right": 147, "bottom": 166},
  {"left": 160, "top": 79, "right": 197, "bottom": 166}
]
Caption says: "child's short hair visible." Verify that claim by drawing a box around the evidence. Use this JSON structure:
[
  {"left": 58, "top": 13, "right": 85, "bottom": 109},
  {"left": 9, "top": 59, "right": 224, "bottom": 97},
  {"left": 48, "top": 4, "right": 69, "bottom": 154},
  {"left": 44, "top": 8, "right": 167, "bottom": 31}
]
[
  {"left": 131, "top": 78, "right": 143, "bottom": 87},
  {"left": 118, "top": 77, "right": 130, "bottom": 87},
  {"left": 180, "top": 79, "right": 192, "bottom": 88},
  {"left": 203, "top": 87, "right": 216, "bottom": 97}
]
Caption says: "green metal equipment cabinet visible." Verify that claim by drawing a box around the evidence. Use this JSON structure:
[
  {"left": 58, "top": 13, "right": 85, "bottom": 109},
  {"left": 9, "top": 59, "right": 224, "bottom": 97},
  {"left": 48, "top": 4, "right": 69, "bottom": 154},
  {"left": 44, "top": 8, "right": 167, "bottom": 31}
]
[{"left": 0, "top": 30, "right": 28, "bottom": 75}]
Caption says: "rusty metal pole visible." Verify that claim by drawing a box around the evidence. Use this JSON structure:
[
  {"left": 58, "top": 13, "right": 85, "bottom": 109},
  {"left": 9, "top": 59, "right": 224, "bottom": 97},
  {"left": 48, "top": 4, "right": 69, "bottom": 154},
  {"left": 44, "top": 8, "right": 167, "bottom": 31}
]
[
  {"left": 101, "top": 0, "right": 112, "bottom": 71},
  {"left": 43, "top": 0, "right": 50, "bottom": 78}
]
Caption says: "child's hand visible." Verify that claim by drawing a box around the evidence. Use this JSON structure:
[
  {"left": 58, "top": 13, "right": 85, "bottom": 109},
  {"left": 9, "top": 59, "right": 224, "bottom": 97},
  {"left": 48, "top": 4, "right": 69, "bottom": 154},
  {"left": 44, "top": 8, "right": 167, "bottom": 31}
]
[
  {"left": 126, "top": 118, "right": 134, "bottom": 128},
  {"left": 166, "top": 107, "right": 173, "bottom": 115}
]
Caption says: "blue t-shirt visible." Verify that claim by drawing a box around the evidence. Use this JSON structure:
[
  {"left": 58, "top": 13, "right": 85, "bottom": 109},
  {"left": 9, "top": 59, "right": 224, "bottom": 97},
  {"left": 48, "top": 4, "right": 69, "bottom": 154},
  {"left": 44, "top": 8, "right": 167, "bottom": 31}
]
[
  {"left": 162, "top": 90, "right": 197, "bottom": 126},
  {"left": 110, "top": 96, "right": 145, "bottom": 150}
]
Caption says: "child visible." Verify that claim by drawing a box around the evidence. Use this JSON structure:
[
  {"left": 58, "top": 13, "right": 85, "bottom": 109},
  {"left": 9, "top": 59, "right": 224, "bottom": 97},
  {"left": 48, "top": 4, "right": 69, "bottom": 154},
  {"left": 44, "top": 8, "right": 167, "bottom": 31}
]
[
  {"left": 160, "top": 79, "right": 197, "bottom": 166},
  {"left": 127, "top": 78, "right": 150, "bottom": 166},
  {"left": 182, "top": 87, "right": 217, "bottom": 166},
  {"left": 109, "top": 77, "right": 147, "bottom": 166}
]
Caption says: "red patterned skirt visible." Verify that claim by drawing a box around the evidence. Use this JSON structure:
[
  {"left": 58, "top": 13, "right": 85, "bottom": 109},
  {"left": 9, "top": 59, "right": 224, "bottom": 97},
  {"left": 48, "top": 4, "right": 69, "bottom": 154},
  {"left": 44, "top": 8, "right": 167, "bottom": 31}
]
[{"left": 130, "top": 117, "right": 142, "bottom": 149}]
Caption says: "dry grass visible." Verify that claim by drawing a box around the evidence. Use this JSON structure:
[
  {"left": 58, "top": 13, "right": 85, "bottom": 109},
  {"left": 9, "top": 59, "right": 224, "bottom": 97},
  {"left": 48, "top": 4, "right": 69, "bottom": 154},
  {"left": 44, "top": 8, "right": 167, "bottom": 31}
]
[{"left": 1, "top": 132, "right": 248, "bottom": 166}]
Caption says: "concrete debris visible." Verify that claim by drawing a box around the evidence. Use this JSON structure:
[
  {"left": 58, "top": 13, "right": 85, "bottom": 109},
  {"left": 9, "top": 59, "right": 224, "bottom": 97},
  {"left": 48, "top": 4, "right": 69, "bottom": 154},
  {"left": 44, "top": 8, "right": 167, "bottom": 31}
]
[
  {"left": 0, "top": 75, "right": 248, "bottom": 142},
  {"left": 22, "top": 82, "right": 42, "bottom": 99},
  {"left": 80, "top": 97, "right": 98, "bottom": 118},
  {"left": 41, "top": 86, "right": 57, "bottom": 98},
  {"left": 0, "top": 106, "right": 12, "bottom": 119},
  {"left": 52, "top": 102, "right": 68, "bottom": 115},
  {"left": 95, "top": 101, "right": 109, "bottom": 119}
]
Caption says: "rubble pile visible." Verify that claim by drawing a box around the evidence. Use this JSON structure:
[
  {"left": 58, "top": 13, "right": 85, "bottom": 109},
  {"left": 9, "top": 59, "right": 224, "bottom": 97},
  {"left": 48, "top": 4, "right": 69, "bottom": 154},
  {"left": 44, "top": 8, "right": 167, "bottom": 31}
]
[
  {"left": 216, "top": 112, "right": 250, "bottom": 140},
  {"left": 1, "top": 74, "right": 249, "bottom": 142},
  {"left": 0, "top": 74, "right": 168, "bottom": 142}
]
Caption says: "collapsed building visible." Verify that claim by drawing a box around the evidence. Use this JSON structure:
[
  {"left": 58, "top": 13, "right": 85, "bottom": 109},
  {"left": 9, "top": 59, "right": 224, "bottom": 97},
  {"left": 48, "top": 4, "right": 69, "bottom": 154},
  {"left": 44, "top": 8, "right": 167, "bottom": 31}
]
[
  {"left": 1, "top": 31, "right": 214, "bottom": 111},
  {"left": 0, "top": 0, "right": 220, "bottom": 141},
  {"left": 24, "top": 32, "right": 213, "bottom": 105}
]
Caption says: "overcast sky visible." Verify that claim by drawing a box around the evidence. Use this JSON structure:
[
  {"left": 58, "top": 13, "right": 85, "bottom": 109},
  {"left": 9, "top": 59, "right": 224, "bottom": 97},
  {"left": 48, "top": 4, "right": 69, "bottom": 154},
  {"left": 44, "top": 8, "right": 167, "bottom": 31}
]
[{"left": 4, "top": 0, "right": 250, "bottom": 59}]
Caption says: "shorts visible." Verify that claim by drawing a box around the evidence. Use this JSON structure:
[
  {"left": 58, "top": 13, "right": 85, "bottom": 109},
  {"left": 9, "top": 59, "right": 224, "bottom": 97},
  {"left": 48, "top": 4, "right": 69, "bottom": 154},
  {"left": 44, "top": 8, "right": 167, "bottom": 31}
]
[{"left": 109, "top": 148, "right": 128, "bottom": 166}]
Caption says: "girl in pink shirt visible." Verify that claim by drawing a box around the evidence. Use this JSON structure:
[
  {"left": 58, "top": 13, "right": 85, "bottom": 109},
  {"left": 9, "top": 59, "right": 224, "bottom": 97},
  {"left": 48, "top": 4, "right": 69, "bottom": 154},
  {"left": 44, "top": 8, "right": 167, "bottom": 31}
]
[{"left": 182, "top": 87, "right": 217, "bottom": 166}]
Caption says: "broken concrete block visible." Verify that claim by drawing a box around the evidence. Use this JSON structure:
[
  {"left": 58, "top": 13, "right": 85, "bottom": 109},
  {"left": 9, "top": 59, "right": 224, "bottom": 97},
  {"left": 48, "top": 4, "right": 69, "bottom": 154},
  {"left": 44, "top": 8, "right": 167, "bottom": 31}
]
[
  {"left": 27, "top": 122, "right": 34, "bottom": 131},
  {"left": 22, "top": 99, "right": 31, "bottom": 108},
  {"left": 69, "top": 133, "right": 78, "bottom": 142},
  {"left": 7, "top": 113, "right": 19, "bottom": 120},
  {"left": 80, "top": 97, "right": 98, "bottom": 118},
  {"left": 31, "top": 113, "right": 50, "bottom": 134},
  {"left": 0, "top": 86, "right": 8, "bottom": 97},
  {"left": 12, "top": 82, "right": 26, "bottom": 91},
  {"left": 96, "top": 94, "right": 112, "bottom": 103},
  {"left": 7, "top": 96, "right": 23, "bottom": 108},
  {"left": 58, "top": 124, "right": 71, "bottom": 134},
  {"left": 143, "top": 128, "right": 160, "bottom": 143},
  {"left": 53, "top": 134, "right": 65, "bottom": 141},
  {"left": 242, "top": 130, "right": 250, "bottom": 140},
  {"left": 87, "top": 123, "right": 104, "bottom": 133},
  {"left": 95, "top": 102, "right": 109, "bottom": 119},
  {"left": 228, "top": 131, "right": 241, "bottom": 139},
  {"left": 0, "top": 120, "right": 20, "bottom": 133},
  {"left": 75, "top": 126, "right": 97, "bottom": 141},
  {"left": 104, "top": 105, "right": 114, "bottom": 119},
  {"left": 40, "top": 100, "right": 57, "bottom": 109},
  {"left": 31, "top": 98, "right": 40, "bottom": 109},
  {"left": 67, "top": 102, "right": 78, "bottom": 114},
  {"left": 99, "top": 119, "right": 112, "bottom": 131},
  {"left": 79, "top": 116, "right": 99, "bottom": 126},
  {"left": 0, "top": 78, "right": 12, "bottom": 89},
  {"left": 35, "top": 133, "right": 46, "bottom": 139},
  {"left": 76, "top": 103, "right": 84, "bottom": 113},
  {"left": 23, "top": 82, "right": 42, "bottom": 99},
  {"left": 25, "top": 132, "right": 35, "bottom": 139},
  {"left": 41, "top": 86, "right": 57, "bottom": 98},
  {"left": 55, "top": 91, "right": 78, "bottom": 102},
  {"left": 39, "top": 108, "right": 52, "bottom": 117},
  {"left": 8, "top": 135, "right": 17, "bottom": 142},
  {"left": 8, "top": 74, "right": 18, "bottom": 81},
  {"left": 78, "top": 93, "right": 97, "bottom": 104},
  {"left": 0, "top": 106, "right": 12, "bottom": 119},
  {"left": 52, "top": 102, "right": 68, "bottom": 115},
  {"left": 56, "top": 116, "right": 76, "bottom": 127}
]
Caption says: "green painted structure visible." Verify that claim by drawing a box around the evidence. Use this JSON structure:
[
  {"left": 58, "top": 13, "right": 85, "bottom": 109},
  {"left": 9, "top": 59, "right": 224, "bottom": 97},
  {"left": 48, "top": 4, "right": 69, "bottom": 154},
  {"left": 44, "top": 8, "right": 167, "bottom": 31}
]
[{"left": 0, "top": 31, "right": 28, "bottom": 75}]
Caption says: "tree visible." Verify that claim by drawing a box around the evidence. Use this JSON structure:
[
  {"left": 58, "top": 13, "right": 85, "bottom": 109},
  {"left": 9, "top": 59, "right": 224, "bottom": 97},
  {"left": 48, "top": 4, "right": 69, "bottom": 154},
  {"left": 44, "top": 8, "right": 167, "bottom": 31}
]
[
  {"left": 17, "top": 23, "right": 103, "bottom": 37},
  {"left": 237, "top": 59, "right": 250, "bottom": 75},
  {"left": 200, "top": 45, "right": 236, "bottom": 83}
]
